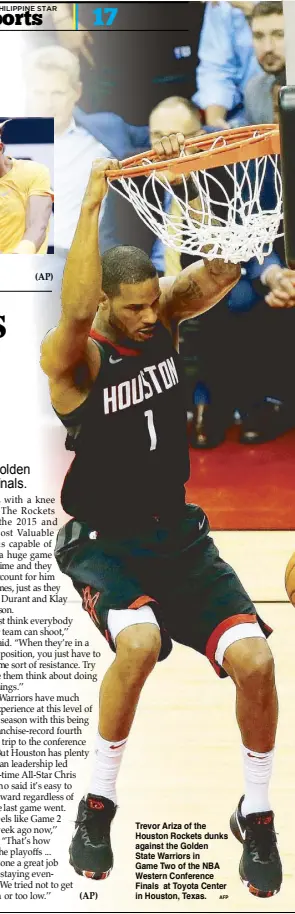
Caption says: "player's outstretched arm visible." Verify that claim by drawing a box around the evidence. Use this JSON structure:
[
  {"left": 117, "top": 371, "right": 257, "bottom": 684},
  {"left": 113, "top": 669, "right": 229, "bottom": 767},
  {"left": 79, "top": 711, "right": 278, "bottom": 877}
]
[
  {"left": 160, "top": 255, "right": 241, "bottom": 325},
  {"left": 11, "top": 195, "right": 52, "bottom": 255},
  {"left": 41, "top": 158, "right": 117, "bottom": 383}
]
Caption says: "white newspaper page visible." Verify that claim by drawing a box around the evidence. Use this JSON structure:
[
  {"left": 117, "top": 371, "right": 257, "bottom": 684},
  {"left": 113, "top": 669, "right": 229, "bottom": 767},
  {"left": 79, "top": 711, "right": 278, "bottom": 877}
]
[{"left": 0, "top": 3, "right": 294, "bottom": 913}]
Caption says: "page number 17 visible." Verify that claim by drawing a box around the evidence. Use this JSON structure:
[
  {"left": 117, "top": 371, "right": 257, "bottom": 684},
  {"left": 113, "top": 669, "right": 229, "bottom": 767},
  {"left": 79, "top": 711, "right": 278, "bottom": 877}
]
[{"left": 93, "top": 7, "right": 118, "bottom": 26}]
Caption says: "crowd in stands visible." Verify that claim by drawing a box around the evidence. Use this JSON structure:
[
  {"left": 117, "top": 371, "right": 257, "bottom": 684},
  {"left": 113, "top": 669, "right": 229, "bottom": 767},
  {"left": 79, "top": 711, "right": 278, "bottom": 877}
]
[{"left": 24, "top": 0, "right": 295, "bottom": 447}]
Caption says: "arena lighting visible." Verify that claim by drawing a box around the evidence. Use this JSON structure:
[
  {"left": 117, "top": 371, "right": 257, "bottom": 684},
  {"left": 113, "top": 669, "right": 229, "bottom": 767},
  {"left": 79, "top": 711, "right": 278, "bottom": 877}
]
[{"left": 0, "top": 32, "right": 25, "bottom": 114}]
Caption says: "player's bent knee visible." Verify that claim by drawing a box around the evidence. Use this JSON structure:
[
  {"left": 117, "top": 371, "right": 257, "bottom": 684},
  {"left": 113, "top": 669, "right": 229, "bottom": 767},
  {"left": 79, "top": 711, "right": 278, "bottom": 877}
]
[
  {"left": 116, "top": 623, "right": 161, "bottom": 673},
  {"left": 224, "top": 638, "right": 275, "bottom": 691}
]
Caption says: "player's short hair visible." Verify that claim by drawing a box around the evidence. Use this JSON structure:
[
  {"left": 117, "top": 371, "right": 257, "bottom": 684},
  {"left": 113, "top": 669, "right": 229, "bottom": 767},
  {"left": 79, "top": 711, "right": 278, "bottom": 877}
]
[
  {"left": 251, "top": 1, "right": 283, "bottom": 21},
  {"left": 25, "top": 46, "right": 81, "bottom": 88},
  {"left": 150, "top": 96, "right": 201, "bottom": 123},
  {"left": 101, "top": 246, "right": 157, "bottom": 298}
]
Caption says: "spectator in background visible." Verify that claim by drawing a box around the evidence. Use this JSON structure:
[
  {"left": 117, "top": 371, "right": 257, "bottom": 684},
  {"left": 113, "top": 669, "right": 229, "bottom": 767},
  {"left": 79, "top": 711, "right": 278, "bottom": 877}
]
[
  {"left": 194, "top": 1, "right": 260, "bottom": 127},
  {"left": 191, "top": 55, "right": 294, "bottom": 449},
  {"left": 25, "top": 47, "right": 149, "bottom": 257},
  {"left": 149, "top": 97, "right": 204, "bottom": 276},
  {"left": 49, "top": 4, "right": 95, "bottom": 68},
  {"left": 191, "top": 84, "right": 295, "bottom": 449},
  {"left": 25, "top": 47, "right": 149, "bottom": 162},
  {"left": 149, "top": 96, "right": 203, "bottom": 149},
  {"left": 25, "top": 3, "right": 95, "bottom": 66},
  {"left": 244, "top": 1, "right": 285, "bottom": 124},
  {"left": 25, "top": 47, "right": 115, "bottom": 257}
]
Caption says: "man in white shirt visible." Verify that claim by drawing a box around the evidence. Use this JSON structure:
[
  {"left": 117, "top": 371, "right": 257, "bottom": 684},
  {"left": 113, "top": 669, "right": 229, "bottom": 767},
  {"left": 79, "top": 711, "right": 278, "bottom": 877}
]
[
  {"left": 51, "top": 116, "right": 114, "bottom": 252},
  {"left": 25, "top": 45, "right": 117, "bottom": 255}
]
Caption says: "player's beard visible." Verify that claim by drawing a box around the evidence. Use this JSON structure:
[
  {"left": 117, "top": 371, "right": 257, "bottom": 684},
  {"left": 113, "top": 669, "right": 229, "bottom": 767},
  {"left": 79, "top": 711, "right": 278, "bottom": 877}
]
[
  {"left": 261, "top": 54, "right": 282, "bottom": 72},
  {"left": 108, "top": 304, "right": 157, "bottom": 348}
]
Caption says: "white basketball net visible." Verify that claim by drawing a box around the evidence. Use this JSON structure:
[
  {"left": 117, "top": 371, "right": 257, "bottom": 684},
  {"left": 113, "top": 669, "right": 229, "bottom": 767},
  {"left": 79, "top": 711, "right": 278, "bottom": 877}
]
[{"left": 108, "top": 142, "right": 282, "bottom": 264}]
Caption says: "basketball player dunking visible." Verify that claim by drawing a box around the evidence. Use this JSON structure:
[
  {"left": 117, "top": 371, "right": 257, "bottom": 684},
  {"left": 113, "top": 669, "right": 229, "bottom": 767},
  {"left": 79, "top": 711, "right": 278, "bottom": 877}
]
[{"left": 41, "top": 136, "right": 282, "bottom": 898}]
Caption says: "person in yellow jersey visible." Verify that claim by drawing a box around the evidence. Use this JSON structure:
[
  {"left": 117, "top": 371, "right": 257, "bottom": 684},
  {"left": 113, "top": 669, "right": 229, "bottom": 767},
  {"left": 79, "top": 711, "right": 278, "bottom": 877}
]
[{"left": 0, "top": 122, "right": 53, "bottom": 254}]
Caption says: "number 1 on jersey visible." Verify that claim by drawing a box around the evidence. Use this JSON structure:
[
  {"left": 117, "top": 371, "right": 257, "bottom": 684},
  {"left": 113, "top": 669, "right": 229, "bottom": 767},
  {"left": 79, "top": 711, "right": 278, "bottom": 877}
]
[{"left": 144, "top": 409, "right": 157, "bottom": 451}]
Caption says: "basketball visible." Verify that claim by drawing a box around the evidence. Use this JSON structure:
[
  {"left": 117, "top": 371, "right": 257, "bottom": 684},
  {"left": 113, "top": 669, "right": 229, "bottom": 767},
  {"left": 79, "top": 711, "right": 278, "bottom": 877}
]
[{"left": 285, "top": 552, "right": 295, "bottom": 604}]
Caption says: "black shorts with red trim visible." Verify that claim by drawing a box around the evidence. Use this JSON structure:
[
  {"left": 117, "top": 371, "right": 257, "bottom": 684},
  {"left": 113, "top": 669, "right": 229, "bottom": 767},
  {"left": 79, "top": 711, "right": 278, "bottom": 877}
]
[{"left": 54, "top": 505, "right": 272, "bottom": 677}]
